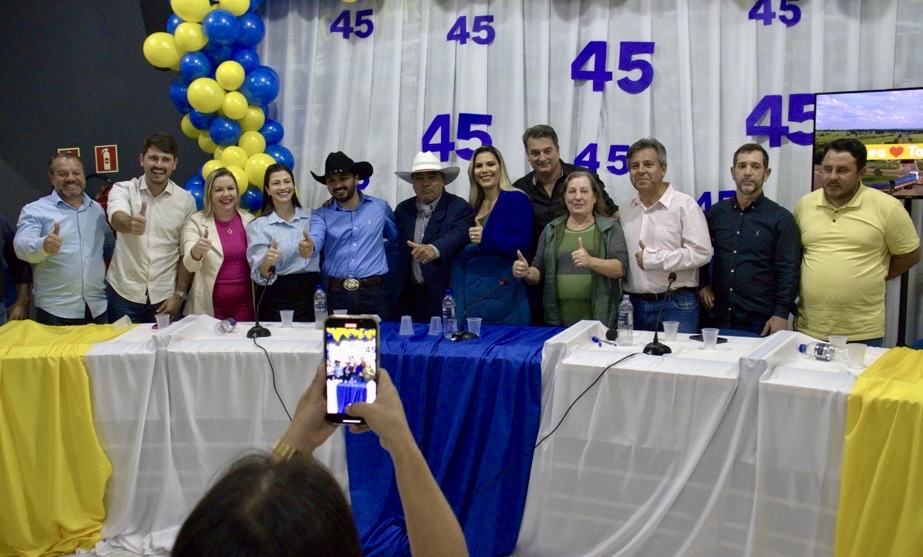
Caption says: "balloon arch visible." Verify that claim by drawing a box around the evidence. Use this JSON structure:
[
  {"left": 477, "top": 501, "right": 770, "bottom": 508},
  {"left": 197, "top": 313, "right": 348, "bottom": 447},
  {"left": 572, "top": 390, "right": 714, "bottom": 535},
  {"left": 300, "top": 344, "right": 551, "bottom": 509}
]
[{"left": 141, "top": 0, "right": 295, "bottom": 213}]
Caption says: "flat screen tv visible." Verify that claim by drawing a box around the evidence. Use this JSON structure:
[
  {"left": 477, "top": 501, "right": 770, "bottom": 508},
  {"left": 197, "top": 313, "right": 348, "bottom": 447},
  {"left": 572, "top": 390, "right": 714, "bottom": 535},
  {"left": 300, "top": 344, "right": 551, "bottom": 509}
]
[{"left": 813, "top": 87, "right": 923, "bottom": 198}]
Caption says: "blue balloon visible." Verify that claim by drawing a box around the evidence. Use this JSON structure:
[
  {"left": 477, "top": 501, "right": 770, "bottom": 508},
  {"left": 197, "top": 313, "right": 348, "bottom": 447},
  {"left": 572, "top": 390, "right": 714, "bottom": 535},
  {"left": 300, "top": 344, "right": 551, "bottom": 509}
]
[
  {"left": 209, "top": 116, "right": 242, "bottom": 146},
  {"left": 240, "top": 185, "right": 263, "bottom": 213},
  {"left": 202, "top": 9, "right": 241, "bottom": 46},
  {"left": 167, "top": 13, "right": 184, "bottom": 34},
  {"left": 248, "top": 0, "right": 264, "bottom": 13},
  {"left": 231, "top": 48, "right": 260, "bottom": 73},
  {"left": 260, "top": 119, "right": 284, "bottom": 145},
  {"left": 189, "top": 110, "right": 217, "bottom": 130},
  {"left": 169, "top": 77, "right": 192, "bottom": 114},
  {"left": 264, "top": 144, "right": 295, "bottom": 170},
  {"left": 239, "top": 66, "right": 280, "bottom": 105},
  {"left": 180, "top": 51, "right": 212, "bottom": 83},
  {"left": 185, "top": 175, "right": 206, "bottom": 210},
  {"left": 203, "top": 42, "right": 234, "bottom": 65},
  {"left": 235, "top": 12, "right": 265, "bottom": 48}
]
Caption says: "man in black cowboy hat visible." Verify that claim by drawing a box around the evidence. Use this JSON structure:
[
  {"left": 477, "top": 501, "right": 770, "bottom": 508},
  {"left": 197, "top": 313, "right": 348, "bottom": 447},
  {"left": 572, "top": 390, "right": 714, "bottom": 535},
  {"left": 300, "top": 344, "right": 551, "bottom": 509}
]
[
  {"left": 392, "top": 151, "right": 474, "bottom": 322},
  {"left": 303, "top": 151, "right": 397, "bottom": 319}
]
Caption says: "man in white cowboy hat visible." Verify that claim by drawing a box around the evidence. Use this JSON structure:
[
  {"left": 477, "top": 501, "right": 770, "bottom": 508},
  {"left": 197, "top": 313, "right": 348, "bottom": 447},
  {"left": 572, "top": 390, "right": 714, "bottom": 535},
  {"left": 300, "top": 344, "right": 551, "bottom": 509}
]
[
  {"left": 303, "top": 151, "right": 397, "bottom": 319},
  {"left": 392, "top": 151, "right": 474, "bottom": 322}
]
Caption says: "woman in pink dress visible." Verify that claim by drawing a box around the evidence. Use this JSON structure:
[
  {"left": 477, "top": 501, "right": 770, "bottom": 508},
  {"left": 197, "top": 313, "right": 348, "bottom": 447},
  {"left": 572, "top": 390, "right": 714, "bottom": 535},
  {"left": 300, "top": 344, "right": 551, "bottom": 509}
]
[{"left": 182, "top": 168, "right": 255, "bottom": 321}]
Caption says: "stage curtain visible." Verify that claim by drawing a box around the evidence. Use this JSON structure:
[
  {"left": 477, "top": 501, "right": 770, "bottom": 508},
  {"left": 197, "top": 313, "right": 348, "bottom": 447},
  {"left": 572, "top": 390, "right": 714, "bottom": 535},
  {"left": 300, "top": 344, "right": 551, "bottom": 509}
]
[
  {"left": 0, "top": 321, "right": 127, "bottom": 556},
  {"left": 835, "top": 347, "right": 923, "bottom": 557}
]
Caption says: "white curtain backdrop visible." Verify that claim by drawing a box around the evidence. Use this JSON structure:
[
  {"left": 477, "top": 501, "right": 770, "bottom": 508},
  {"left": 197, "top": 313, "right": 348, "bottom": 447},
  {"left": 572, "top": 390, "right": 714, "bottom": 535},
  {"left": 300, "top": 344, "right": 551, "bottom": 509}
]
[{"left": 259, "top": 0, "right": 923, "bottom": 343}]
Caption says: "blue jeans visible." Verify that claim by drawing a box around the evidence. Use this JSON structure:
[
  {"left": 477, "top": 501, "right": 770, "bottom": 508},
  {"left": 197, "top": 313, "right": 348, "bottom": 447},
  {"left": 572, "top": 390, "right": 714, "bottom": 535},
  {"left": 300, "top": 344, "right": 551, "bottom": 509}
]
[
  {"left": 631, "top": 289, "right": 699, "bottom": 334},
  {"left": 108, "top": 287, "right": 163, "bottom": 324},
  {"left": 328, "top": 282, "right": 392, "bottom": 321}
]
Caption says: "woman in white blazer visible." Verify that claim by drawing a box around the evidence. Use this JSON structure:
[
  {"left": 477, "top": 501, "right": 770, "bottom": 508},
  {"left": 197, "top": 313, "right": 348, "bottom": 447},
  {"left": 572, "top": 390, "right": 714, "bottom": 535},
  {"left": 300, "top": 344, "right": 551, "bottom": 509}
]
[{"left": 182, "top": 168, "right": 255, "bottom": 319}]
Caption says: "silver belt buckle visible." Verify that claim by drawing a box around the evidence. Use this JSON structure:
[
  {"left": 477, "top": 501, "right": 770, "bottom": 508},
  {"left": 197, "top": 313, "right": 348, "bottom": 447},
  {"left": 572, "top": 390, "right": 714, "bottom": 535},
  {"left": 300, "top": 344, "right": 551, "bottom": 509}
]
[{"left": 343, "top": 278, "right": 360, "bottom": 291}]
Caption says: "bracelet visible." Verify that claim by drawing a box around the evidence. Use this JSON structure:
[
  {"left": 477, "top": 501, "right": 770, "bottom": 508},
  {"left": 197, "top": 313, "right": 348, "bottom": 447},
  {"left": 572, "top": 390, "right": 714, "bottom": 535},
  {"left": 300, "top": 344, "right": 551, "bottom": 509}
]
[
  {"left": 174, "top": 289, "right": 187, "bottom": 301},
  {"left": 272, "top": 437, "right": 299, "bottom": 460}
]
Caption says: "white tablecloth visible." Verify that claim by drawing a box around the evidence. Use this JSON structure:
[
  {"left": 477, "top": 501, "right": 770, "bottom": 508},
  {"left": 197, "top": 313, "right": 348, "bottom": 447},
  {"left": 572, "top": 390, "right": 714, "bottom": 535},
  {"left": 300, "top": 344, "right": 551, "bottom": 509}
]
[
  {"left": 84, "top": 315, "right": 345, "bottom": 555},
  {"left": 516, "top": 321, "right": 884, "bottom": 557}
]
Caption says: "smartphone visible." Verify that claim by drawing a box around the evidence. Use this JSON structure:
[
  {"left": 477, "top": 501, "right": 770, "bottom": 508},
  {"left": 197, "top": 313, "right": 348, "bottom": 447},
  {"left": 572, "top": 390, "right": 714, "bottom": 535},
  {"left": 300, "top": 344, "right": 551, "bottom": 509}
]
[
  {"left": 324, "top": 315, "right": 379, "bottom": 425},
  {"left": 689, "top": 334, "right": 728, "bottom": 344}
]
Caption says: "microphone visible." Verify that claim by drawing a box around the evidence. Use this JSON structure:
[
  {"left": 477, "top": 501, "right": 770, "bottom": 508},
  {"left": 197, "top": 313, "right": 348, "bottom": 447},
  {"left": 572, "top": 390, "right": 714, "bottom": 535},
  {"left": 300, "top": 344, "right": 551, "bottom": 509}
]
[
  {"left": 451, "top": 277, "right": 509, "bottom": 341},
  {"left": 643, "top": 271, "right": 677, "bottom": 356},
  {"left": 248, "top": 265, "right": 276, "bottom": 339}
]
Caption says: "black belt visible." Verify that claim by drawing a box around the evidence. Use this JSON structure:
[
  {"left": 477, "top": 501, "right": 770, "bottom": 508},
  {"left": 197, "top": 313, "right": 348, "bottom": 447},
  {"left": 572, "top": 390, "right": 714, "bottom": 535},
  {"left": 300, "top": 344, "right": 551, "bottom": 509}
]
[
  {"left": 329, "top": 275, "right": 384, "bottom": 292},
  {"left": 628, "top": 287, "right": 694, "bottom": 302}
]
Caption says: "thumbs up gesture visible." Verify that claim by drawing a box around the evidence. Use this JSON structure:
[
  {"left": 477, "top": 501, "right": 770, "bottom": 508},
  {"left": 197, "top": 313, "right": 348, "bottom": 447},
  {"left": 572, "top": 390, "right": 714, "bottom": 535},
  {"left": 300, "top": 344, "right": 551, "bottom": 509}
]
[
  {"left": 512, "top": 249, "right": 530, "bottom": 278},
  {"left": 265, "top": 237, "right": 281, "bottom": 266},
  {"left": 190, "top": 226, "right": 212, "bottom": 261},
  {"left": 572, "top": 236, "right": 590, "bottom": 268},
  {"left": 407, "top": 240, "right": 437, "bottom": 264},
  {"left": 298, "top": 229, "right": 315, "bottom": 259},
  {"left": 43, "top": 221, "right": 63, "bottom": 255},
  {"left": 129, "top": 201, "right": 147, "bottom": 235},
  {"left": 468, "top": 223, "right": 483, "bottom": 244}
]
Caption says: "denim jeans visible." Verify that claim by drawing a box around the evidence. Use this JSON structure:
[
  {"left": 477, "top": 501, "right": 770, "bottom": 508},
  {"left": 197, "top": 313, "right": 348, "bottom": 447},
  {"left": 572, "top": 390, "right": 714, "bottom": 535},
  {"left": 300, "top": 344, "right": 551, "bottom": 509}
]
[
  {"left": 328, "top": 282, "right": 392, "bottom": 321},
  {"left": 108, "top": 287, "right": 162, "bottom": 324},
  {"left": 630, "top": 289, "right": 699, "bottom": 334}
]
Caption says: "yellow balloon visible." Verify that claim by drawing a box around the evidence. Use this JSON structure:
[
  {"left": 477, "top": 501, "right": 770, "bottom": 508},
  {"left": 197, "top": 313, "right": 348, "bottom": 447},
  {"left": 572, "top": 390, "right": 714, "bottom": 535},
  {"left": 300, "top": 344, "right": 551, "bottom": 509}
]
[
  {"left": 222, "top": 91, "right": 248, "bottom": 120},
  {"left": 239, "top": 105, "right": 266, "bottom": 132},
  {"left": 187, "top": 77, "right": 226, "bottom": 114},
  {"left": 245, "top": 153, "right": 277, "bottom": 189},
  {"left": 221, "top": 146, "right": 249, "bottom": 169},
  {"left": 171, "top": 0, "right": 212, "bottom": 22},
  {"left": 219, "top": 0, "right": 250, "bottom": 16},
  {"left": 213, "top": 145, "right": 226, "bottom": 161},
  {"left": 202, "top": 159, "right": 225, "bottom": 179},
  {"left": 227, "top": 165, "right": 249, "bottom": 194},
  {"left": 142, "top": 32, "right": 181, "bottom": 69},
  {"left": 198, "top": 132, "right": 218, "bottom": 154},
  {"left": 174, "top": 22, "right": 207, "bottom": 52},
  {"left": 216, "top": 61, "right": 246, "bottom": 91},
  {"left": 180, "top": 114, "right": 199, "bottom": 139},
  {"left": 238, "top": 131, "right": 267, "bottom": 157}
]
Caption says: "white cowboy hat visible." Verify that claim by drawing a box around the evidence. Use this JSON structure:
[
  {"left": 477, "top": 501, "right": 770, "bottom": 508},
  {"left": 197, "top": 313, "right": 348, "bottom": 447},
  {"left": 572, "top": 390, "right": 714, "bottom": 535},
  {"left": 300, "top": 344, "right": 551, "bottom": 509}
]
[{"left": 394, "top": 151, "right": 460, "bottom": 184}]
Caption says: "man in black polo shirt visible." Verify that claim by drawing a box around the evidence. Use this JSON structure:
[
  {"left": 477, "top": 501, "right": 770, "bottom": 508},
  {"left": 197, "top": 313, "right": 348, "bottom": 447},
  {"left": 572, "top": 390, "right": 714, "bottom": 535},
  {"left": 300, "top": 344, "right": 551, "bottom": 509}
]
[{"left": 698, "top": 143, "right": 801, "bottom": 336}]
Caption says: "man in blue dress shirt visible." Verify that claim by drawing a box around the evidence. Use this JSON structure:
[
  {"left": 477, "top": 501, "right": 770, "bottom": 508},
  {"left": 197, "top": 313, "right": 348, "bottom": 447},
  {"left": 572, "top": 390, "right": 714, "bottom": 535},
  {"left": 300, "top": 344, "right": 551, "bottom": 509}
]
[
  {"left": 14, "top": 153, "right": 114, "bottom": 325},
  {"left": 304, "top": 151, "right": 397, "bottom": 319}
]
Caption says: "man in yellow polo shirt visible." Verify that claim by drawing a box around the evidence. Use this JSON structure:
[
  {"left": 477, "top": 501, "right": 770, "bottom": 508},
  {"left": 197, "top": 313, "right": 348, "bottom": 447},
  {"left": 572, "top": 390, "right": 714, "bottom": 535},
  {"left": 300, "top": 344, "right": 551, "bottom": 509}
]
[{"left": 795, "top": 138, "right": 920, "bottom": 345}]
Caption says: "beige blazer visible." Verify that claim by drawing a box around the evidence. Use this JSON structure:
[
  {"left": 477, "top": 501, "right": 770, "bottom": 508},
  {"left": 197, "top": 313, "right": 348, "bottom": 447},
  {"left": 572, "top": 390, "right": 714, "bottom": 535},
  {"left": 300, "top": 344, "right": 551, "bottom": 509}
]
[{"left": 182, "top": 209, "right": 255, "bottom": 316}]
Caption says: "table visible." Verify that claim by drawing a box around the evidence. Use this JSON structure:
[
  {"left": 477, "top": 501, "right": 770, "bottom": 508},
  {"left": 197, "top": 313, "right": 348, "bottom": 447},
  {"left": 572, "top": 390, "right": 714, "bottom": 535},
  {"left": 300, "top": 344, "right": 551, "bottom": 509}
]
[
  {"left": 515, "top": 321, "right": 885, "bottom": 557},
  {"left": 346, "top": 321, "right": 563, "bottom": 557},
  {"left": 84, "top": 315, "right": 342, "bottom": 555}
]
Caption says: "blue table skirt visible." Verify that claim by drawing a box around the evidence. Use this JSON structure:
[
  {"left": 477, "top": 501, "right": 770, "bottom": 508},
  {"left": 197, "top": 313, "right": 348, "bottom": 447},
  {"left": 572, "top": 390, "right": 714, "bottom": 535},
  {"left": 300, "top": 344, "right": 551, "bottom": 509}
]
[
  {"left": 346, "top": 322, "right": 563, "bottom": 557},
  {"left": 337, "top": 382, "right": 368, "bottom": 414}
]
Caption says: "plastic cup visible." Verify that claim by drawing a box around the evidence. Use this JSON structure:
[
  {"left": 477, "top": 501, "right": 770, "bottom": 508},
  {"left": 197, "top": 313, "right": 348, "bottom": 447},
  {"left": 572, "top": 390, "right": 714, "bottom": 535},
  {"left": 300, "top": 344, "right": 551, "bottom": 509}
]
[
  {"left": 662, "top": 321, "right": 679, "bottom": 341},
  {"left": 314, "top": 311, "right": 327, "bottom": 330},
  {"left": 467, "top": 317, "right": 482, "bottom": 337},
  {"left": 829, "top": 335, "right": 848, "bottom": 361},
  {"left": 154, "top": 313, "right": 170, "bottom": 330},
  {"left": 279, "top": 310, "right": 294, "bottom": 328},
  {"left": 333, "top": 309, "right": 348, "bottom": 315},
  {"left": 847, "top": 343, "right": 867, "bottom": 369},
  {"left": 701, "top": 327, "right": 719, "bottom": 350},
  {"left": 428, "top": 316, "right": 443, "bottom": 336},
  {"left": 399, "top": 315, "right": 414, "bottom": 336}
]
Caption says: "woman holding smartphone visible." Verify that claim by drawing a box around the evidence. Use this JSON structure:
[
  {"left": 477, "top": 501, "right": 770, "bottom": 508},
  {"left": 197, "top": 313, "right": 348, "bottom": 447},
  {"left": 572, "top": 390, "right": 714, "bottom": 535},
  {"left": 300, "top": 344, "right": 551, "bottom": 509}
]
[
  {"left": 246, "top": 163, "right": 321, "bottom": 323},
  {"left": 181, "top": 168, "right": 255, "bottom": 320}
]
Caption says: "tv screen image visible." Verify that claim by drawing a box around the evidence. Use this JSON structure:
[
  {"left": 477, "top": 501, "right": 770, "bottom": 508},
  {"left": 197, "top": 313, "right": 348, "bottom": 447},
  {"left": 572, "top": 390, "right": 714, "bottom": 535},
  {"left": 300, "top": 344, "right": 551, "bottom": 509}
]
[{"left": 813, "top": 87, "right": 923, "bottom": 198}]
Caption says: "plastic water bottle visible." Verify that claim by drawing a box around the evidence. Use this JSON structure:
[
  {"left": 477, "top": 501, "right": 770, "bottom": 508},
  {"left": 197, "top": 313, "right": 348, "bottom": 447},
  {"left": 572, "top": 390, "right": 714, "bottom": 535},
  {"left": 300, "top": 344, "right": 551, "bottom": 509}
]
[
  {"left": 313, "top": 285, "right": 328, "bottom": 330},
  {"left": 442, "top": 290, "right": 457, "bottom": 339},
  {"left": 215, "top": 318, "right": 237, "bottom": 334},
  {"left": 799, "top": 342, "right": 843, "bottom": 362},
  {"left": 617, "top": 295, "right": 634, "bottom": 346}
]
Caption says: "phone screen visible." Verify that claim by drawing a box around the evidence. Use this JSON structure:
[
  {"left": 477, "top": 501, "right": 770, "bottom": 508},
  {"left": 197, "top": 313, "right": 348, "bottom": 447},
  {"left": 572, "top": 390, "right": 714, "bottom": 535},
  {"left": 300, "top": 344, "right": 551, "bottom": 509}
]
[{"left": 324, "top": 315, "right": 379, "bottom": 425}]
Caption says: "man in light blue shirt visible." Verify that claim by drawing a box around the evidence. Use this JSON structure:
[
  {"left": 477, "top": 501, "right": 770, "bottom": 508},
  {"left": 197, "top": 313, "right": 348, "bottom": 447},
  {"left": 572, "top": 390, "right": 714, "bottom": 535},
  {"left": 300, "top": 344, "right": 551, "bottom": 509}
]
[
  {"left": 14, "top": 153, "right": 114, "bottom": 325},
  {"left": 305, "top": 151, "right": 397, "bottom": 319}
]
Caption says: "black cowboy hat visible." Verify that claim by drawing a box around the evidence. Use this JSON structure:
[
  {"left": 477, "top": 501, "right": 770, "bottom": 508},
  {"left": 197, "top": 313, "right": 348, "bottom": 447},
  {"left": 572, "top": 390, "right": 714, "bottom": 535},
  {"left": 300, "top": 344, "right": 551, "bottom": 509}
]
[{"left": 310, "top": 151, "right": 374, "bottom": 184}]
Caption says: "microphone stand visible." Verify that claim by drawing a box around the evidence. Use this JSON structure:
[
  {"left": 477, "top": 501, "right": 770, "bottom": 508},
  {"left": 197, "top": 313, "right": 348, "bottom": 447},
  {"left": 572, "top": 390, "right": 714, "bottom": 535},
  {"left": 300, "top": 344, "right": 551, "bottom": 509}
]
[
  {"left": 248, "top": 266, "right": 276, "bottom": 338},
  {"left": 451, "top": 278, "right": 509, "bottom": 342},
  {"left": 643, "top": 274, "right": 677, "bottom": 356}
]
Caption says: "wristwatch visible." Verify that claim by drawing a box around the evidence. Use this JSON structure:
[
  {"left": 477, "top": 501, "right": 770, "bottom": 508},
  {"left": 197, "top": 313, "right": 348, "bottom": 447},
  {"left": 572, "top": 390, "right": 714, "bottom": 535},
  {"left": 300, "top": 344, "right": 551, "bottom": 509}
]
[{"left": 174, "top": 289, "right": 187, "bottom": 301}]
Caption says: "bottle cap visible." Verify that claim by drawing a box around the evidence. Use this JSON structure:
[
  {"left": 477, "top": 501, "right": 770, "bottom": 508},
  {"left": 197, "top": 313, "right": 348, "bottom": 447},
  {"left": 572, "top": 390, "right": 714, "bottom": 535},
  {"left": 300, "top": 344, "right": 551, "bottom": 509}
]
[{"left": 798, "top": 343, "right": 807, "bottom": 353}]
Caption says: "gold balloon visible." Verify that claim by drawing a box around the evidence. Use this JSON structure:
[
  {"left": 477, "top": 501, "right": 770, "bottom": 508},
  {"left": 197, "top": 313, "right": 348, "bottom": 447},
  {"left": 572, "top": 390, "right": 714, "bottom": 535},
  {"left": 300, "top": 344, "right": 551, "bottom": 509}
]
[
  {"left": 239, "top": 105, "right": 266, "bottom": 132},
  {"left": 142, "top": 32, "right": 181, "bottom": 69},
  {"left": 202, "top": 158, "right": 225, "bottom": 179},
  {"left": 174, "top": 22, "right": 207, "bottom": 52},
  {"left": 238, "top": 131, "right": 267, "bottom": 157}
]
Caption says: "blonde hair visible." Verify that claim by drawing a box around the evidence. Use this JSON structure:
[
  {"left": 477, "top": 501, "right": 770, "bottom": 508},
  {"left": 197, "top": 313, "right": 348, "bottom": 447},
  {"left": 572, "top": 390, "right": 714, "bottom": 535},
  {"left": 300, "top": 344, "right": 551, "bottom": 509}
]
[
  {"left": 202, "top": 168, "right": 239, "bottom": 218},
  {"left": 466, "top": 145, "right": 519, "bottom": 209}
]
